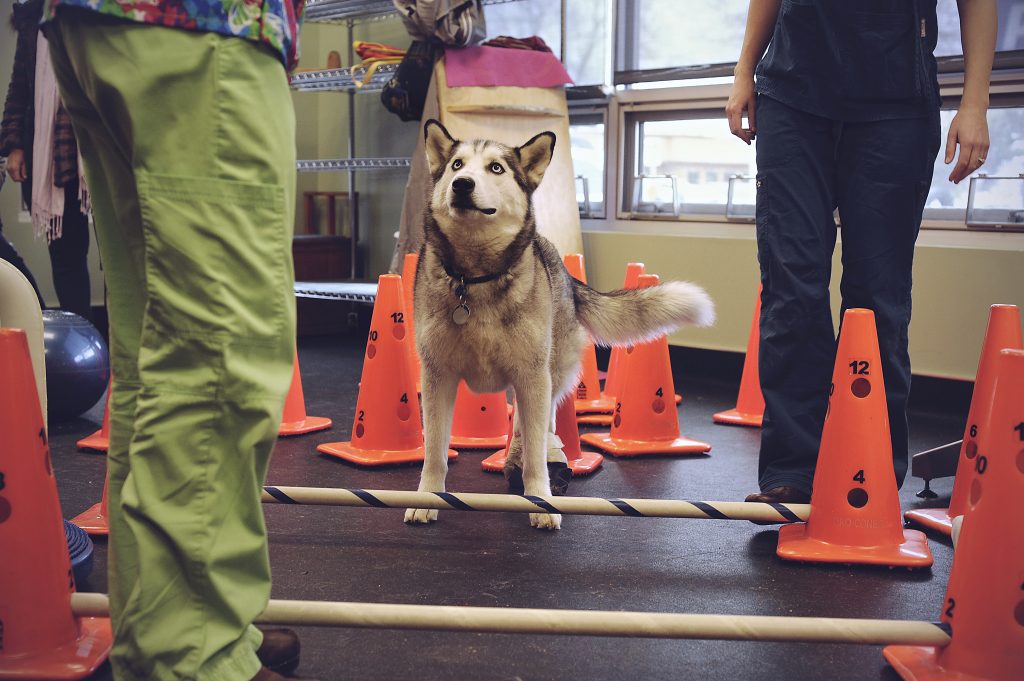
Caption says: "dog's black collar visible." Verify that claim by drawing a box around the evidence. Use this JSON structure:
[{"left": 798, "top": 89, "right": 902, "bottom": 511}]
[{"left": 441, "top": 261, "right": 505, "bottom": 286}]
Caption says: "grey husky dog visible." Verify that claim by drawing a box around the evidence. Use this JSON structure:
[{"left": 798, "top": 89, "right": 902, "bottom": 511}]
[{"left": 404, "top": 120, "right": 714, "bottom": 530}]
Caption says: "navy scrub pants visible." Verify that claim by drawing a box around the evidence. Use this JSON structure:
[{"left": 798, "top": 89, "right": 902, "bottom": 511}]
[{"left": 754, "top": 94, "right": 941, "bottom": 495}]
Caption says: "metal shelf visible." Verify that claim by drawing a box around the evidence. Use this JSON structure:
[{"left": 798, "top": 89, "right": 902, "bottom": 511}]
[
  {"left": 294, "top": 281, "right": 378, "bottom": 303},
  {"left": 296, "top": 158, "right": 411, "bottom": 173},
  {"left": 304, "top": 0, "right": 524, "bottom": 24},
  {"left": 290, "top": 64, "right": 398, "bottom": 93}
]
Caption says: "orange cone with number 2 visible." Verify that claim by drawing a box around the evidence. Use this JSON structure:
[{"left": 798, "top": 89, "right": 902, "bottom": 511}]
[
  {"left": 579, "top": 274, "right": 711, "bottom": 457},
  {"left": 776, "top": 309, "right": 932, "bottom": 568},
  {"left": 884, "top": 348, "right": 1024, "bottom": 680},
  {"left": 905, "top": 304, "right": 1022, "bottom": 535},
  {"left": 317, "top": 275, "right": 456, "bottom": 465},
  {"left": 0, "top": 328, "right": 112, "bottom": 679}
]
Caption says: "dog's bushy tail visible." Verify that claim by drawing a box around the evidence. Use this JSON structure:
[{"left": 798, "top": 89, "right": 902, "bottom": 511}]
[{"left": 572, "top": 279, "right": 715, "bottom": 346}]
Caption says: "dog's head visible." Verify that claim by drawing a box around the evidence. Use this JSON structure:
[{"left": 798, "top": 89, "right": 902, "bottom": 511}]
[{"left": 423, "top": 120, "right": 555, "bottom": 245}]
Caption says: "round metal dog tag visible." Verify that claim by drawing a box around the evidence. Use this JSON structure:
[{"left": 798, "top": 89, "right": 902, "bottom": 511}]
[{"left": 452, "top": 304, "right": 471, "bottom": 325}]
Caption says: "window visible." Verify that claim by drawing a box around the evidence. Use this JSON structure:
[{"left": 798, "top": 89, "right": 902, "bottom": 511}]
[
  {"left": 625, "top": 113, "right": 757, "bottom": 217},
  {"left": 484, "top": 0, "right": 611, "bottom": 86},
  {"left": 570, "top": 117, "right": 607, "bottom": 218},
  {"left": 924, "top": 107, "right": 1024, "bottom": 222},
  {"left": 617, "top": 0, "right": 749, "bottom": 72}
]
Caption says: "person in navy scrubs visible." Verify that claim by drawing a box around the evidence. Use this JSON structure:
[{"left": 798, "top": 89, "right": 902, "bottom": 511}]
[{"left": 727, "top": 0, "right": 997, "bottom": 505}]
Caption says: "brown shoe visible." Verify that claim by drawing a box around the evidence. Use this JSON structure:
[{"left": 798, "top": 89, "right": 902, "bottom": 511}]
[
  {"left": 257, "top": 628, "right": 300, "bottom": 675},
  {"left": 744, "top": 486, "right": 811, "bottom": 504}
]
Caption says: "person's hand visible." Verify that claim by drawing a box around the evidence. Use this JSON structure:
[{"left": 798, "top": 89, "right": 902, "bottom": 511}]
[
  {"left": 726, "top": 72, "right": 757, "bottom": 145},
  {"left": 945, "top": 106, "right": 990, "bottom": 184},
  {"left": 6, "top": 148, "right": 27, "bottom": 183}
]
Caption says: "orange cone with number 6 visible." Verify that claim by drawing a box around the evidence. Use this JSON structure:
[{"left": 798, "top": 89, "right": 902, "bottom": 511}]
[
  {"left": 0, "top": 328, "right": 112, "bottom": 679},
  {"left": 884, "top": 348, "right": 1024, "bottom": 680},
  {"left": 279, "top": 351, "right": 332, "bottom": 436},
  {"left": 564, "top": 254, "right": 616, "bottom": 416},
  {"left": 776, "top": 308, "right": 932, "bottom": 568},
  {"left": 905, "top": 304, "right": 1022, "bottom": 535},
  {"left": 580, "top": 274, "right": 711, "bottom": 457},
  {"left": 317, "top": 275, "right": 456, "bottom": 465}
]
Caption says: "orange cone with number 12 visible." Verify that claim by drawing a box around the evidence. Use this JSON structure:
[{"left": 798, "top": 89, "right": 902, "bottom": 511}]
[
  {"left": 776, "top": 308, "right": 932, "bottom": 568},
  {"left": 905, "top": 304, "right": 1022, "bottom": 535},
  {"left": 580, "top": 274, "right": 711, "bottom": 457},
  {"left": 317, "top": 275, "right": 456, "bottom": 465},
  {"left": 884, "top": 348, "right": 1024, "bottom": 680},
  {"left": 0, "top": 328, "right": 112, "bottom": 679}
]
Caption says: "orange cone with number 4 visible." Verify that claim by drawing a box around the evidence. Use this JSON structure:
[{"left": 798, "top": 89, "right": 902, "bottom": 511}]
[
  {"left": 279, "top": 351, "right": 332, "bottom": 436},
  {"left": 317, "top": 275, "right": 456, "bottom": 466},
  {"left": 0, "top": 328, "right": 112, "bottom": 679},
  {"left": 580, "top": 274, "right": 711, "bottom": 457},
  {"left": 905, "top": 304, "right": 1022, "bottom": 535},
  {"left": 564, "top": 254, "right": 616, "bottom": 416},
  {"left": 884, "top": 348, "right": 1024, "bottom": 680},
  {"left": 776, "top": 309, "right": 932, "bottom": 568},
  {"left": 449, "top": 381, "right": 509, "bottom": 449},
  {"left": 713, "top": 286, "right": 764, "bottom": 427}
]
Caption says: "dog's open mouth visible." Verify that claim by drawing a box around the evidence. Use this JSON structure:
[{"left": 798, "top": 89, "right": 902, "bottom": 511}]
[{"left": 452, "top": 198, "right": 497, "bottom": 216}]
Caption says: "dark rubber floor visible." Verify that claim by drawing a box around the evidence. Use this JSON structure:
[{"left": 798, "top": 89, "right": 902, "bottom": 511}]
[{"left": 49, "top": 333, "right": 965, "bottom": 681}]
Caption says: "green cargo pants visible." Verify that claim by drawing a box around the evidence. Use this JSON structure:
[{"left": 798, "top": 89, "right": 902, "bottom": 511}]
[{"left": 46, "top": 11, "right": 296, "bottom": 681}]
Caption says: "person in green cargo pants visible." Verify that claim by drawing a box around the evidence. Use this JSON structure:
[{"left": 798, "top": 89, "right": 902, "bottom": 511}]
[{"left": 44, "top": 6, "right": 316, "bottom": 681}]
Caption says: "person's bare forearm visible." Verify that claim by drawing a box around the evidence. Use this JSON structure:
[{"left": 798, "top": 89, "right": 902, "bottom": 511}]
[
  {"left": 957, "top": 0, "right": 997, "bottom": 110},
  {"left": 735, "top": 0, "right": 783, "bottom": 77}
]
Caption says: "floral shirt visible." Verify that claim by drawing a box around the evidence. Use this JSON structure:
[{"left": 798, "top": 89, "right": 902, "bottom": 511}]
[{"left": 45, "top": 0, "right": 305, "bottom": 70}]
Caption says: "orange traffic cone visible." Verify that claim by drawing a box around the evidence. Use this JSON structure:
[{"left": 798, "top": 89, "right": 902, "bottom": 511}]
[
  {"left": 713, "top": 286, "right": 764, "bottom": 427},
  {"left": 564, "top": 254, "right": 616, "bottom": 416},
  {"left": 317, "top": 275, "right": 456, "bottom": 466},
  {"left": 481, "top": 398, "right": 604, "bottom": 476},
  {"left": 776, "top": 309, "right": 932, "bottom": 568},
  {"left": 76, "top": 379, "right": 110, "bottom": 452},
  {"left": 70, "top": 471, "right": 109, "bottom": 536},
  {"left": 480, "top": 403, "right": 515, "bottom": 473},
  {"left": 578, "top": 262, "right": 645, "bottom": 427},
  {"left": 402, "top": 252, "right": 422, "bottom": 394},
  {"left": 580, "top": 274, "right": 711, "bottom": 457},
  {"left": 449, "top": 381, "right": 510, "bottom": 449},
  {"left": 279, "top": 350, "right": 332, "bottom": 436},
  {"left": 0, "top": 328, "right": 112, "bottom": 679},
  {"left": 884, "top": 348, "right": 1024, "bottom": 680},
  {"left": 905, "top": 304, "right": 1022, "bottom": 535}
]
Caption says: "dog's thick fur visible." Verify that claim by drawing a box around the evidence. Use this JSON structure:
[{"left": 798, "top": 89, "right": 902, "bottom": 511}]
[{"left": 404, "top": 120, "right": 714, "bottom": 530}]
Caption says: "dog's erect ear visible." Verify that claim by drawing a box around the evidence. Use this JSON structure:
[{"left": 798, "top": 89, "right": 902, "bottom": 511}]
[
  {"left": 516, "top": 131, "right": 556, "bottom": 189},
  {"left": 424, "top": 119, "right": 456, "bottom": 176}
]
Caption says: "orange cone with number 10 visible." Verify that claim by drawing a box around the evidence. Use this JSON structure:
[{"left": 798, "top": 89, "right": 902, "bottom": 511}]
[
  {"left": 713, "top": 286, "right": 764, "bottom": 427},
  {"left": 905, "top": 304, "right": 1022, "bottom": 535},
  {"left": 0, "top": 328, "right": 112, "bottom": 679},
  {"left": 776, "top": 308, "right": 932, "bottom": 568},
  {"left": 580, "top": 274, "right": 711, "bottom": 457},
  {"left": 317, "top": 275, "right": 456, "bottom": 465},
  {"left": 884, "top": 348, "right": 1024, "bottom": 680}
]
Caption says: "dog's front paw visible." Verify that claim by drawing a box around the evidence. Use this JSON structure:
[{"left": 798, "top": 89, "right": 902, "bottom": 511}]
[
  {"left": 530, "top": 512, "right": 561, "bottom": 530},
  {"left": 404, "top": 508, "right": 439, "bottom": 524}
]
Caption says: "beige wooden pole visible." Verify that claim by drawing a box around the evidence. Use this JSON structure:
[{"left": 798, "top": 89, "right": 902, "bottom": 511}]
[{"left": 71, "top": 593, "right": 949, "bottom": 646}]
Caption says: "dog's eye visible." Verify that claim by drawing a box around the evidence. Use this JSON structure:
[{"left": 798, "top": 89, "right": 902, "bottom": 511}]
[
  {"left": 452, "top": 159, "right": 463, "bottom": 170},
  {"left": 490, "top": 162, "right": 504, "bottom": 174}
]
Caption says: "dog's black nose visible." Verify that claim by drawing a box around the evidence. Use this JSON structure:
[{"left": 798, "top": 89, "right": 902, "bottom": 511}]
[{"left": 452, "top": 177, "right": 475, "bottom": 194}]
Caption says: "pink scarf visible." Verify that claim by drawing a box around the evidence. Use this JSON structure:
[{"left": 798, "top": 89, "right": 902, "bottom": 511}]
[{"left": 32, "top": 31, "right": 89, "bottom": 243}]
